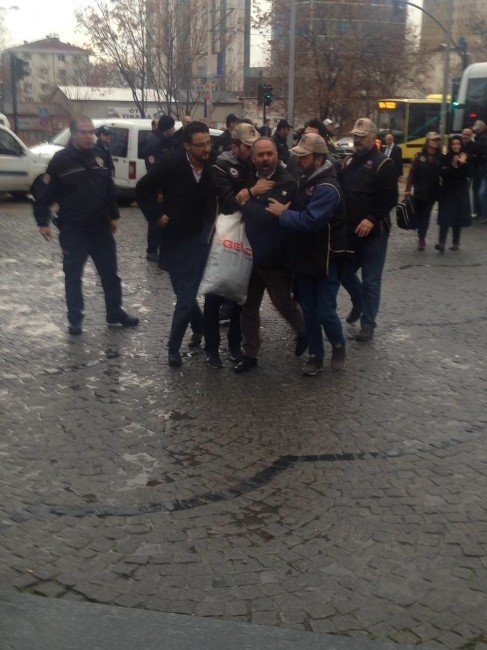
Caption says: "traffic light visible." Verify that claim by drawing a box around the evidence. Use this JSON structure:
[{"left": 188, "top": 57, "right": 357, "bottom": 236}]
[
  {"left": 12, "top": 56, "right": 30, "bottom": 81},
  {"left": 263, "top": 85, "right": 273, "bottom": 107}
]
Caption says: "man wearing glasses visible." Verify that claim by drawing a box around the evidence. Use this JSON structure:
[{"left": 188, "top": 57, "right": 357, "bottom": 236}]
[
  {"left": 136, "top": 121, "right": 214, "bottom": 367},
  {"left": 33, "top": 116, "right": 139, "bottom": 335}
]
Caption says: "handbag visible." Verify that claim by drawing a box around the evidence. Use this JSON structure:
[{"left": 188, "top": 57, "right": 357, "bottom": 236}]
[
  {"left": 396, "top": 196, "right": 419, "bottom": 230},
  {"left": 199, "top": 212, "right": 253, "bottom": 305}
]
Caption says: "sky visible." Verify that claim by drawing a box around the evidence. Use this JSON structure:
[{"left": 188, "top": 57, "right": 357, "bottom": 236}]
[{"left": 2, "top": 0, "right": 420, "bottom": 64}]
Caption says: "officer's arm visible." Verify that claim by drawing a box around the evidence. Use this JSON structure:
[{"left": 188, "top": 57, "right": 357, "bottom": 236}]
[
  {"left": 396, "top": 147, "right": 404, "bottom": 177},
  {"left": 210, "top": 164, "right": 240, "bottom": 214},
  {"left": 370, "top": 158, "right": 398, "bottom": 223},
  {"left": 33, "top": 160, "right": 61, "bottom": 227},
  {"left": 279, "top": 184, "right": 341, "bottom": 233},
  {"left": 136, "top": 164, "right": 169, "bottom": 222}
]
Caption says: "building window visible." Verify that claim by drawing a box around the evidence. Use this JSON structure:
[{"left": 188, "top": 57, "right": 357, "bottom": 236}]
[
  {"left": 25, "top": 97, "right": 34, "bottom": 103},
  {"left": 24, "top": 83, "right": 32, "bottom": 92},
  {"left": 23, "top": 52, "right": 32, "bottom": 60},
  {"left": 41, "top": 84, "right": 50, "bottom": 93},
  {"left": 58, "top": 70, "right": 67, "bottom": 83},
  {"left": 40, "top": 54, "right": 48, "bottom": 60},
  {"left": 57, "top": 54, "right": 65, "bottom": 62}
]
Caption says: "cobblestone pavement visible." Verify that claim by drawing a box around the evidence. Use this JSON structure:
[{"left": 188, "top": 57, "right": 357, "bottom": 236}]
[{"left": 1, "top": 198, "right": 486, "bottom": 649}]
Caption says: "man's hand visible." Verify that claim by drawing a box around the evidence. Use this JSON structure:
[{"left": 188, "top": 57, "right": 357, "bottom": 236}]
[
  {"left": 158, "top": 214, "right": 170, "bottom": 228},
  {"left": 251, "top": 179, "right": 275, "bottom": 196},
  {"left": 111, "top": 220, "right": 119, "bottom": 234},
  {"left": 266, "top": 198, "right": 291, "bottom": 217},
  {"left": 236, "top": 189, "right": 250, "bottom": 205},
  {"left": 458, "top": 152, "right": 467, "bottom": 165},
  {"left": 156, "top": 192, "right": 164, "bottom": 204},
  {"left": 404, "top": 191, "right": 412, "bottom": 198},
  {"left": 355, "top": 218, "right": 375, "bottom": 238},
  {"left": 39, "top": 226, "right": 52, "bottom": 240}
]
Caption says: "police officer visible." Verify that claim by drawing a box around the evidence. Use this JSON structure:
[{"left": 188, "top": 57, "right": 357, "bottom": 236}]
[
  {"left": 340, "top": 118, "right": 398, "bottom": 341},
  {"left": 211, "top": 113, "right": 241, "bottom": 160},
  {"left": 144, "top": 115, "right": 176, "bottom": 171},
  {"left": 94, "top": 125, "right": 115, "bottom": 176},
  {"left": 204, "top": 123, "right": 259, "bottom": 367},
  {"left": 33, "top": 116, "right": 139, "bottom": 335},
  {"left": 142, "top": 115, "right": 176, "bottom": 260}
]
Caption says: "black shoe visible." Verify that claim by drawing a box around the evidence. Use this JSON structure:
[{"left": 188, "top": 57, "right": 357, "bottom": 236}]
[
  {"left": 302, "top": 355, "right": 324, "bottom": 376},
  {"left": 168, "top": 351, "right": 182, "bottom": 367},
  {"left": 294, "top": 333, "right": 308, "bottom": 357},
  {"left": 234, "top": 356, "right": 257, "bottom": 374},
  {"left": 449, "top": 244, "right": 459, "bottom": 251},
  {"left": 107, "top": 311, "right": 140, "bottom": 327},
  {"left": 434, "top": 243, "right": 445, "bottom": 253},
  {"left": 146, "top": 252, "right": 159, "bottom": 262},
  {"left": 355, "top": 325, "right": 374, "bottom": 342},
  {"left": 206, "top": 352, "right": 223, "bottom": 369},
  {"left": 188, "top": 333, "right": 202, "bottom": 349},
  {"left": 68, "top": 323, "right": 83, "bottom": 335},
  {"left": 346, "top": 306, "right": 362, "bottom": 324},
  {"left": 219, "top": 303, "right": 232, "bottom": 324},
  {"left": 331, "top": 344, "right": 347, "bottom": 371},
  {"left": 229, "top": 347, "right": 244, "bottom": 363}
]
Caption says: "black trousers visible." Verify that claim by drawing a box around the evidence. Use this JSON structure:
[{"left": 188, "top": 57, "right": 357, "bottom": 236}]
[
  {"left": 203, "top": 294, "right": 242, "bottom": 354},
  {"left": 58, "top": 222, "right": 122, "bottom": 325}
]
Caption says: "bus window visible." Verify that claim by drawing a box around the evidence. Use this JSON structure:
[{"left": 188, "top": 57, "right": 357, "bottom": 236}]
[
  {"left": 408, "top": 103, "right": 441, "bottom": 140},
  {"left": 376, "top": 102, "right": 406, "bottom": 144},
  {"left": 465, "top": 78, "right": 487, "bottom": 123}
]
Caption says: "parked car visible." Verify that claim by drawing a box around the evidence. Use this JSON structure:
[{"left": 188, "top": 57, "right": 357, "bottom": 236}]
[
  {"left": 30, "top": 119, "right": 223, "bottom": 202},
  {"left": 334, "top": 136, "right": 354, "bottom": 159},
  {"left": 0, "top": 124, "right": 51, "bottom": 197}
]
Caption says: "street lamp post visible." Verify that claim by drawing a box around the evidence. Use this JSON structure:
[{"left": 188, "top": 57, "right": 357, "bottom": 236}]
[
  {"left": 287, "top": 0, "right": 296, "bottom": 126},
  {"left": 439, "top": 0, "right": 454, "bottom": 142}
]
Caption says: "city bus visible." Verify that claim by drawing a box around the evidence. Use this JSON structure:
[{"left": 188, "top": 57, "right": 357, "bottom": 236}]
[
  {"left": 376, "top": 98, "right": 444, "bottom": 160},
  {"left": 452, "top": 62, "right": 487, "bottom": 132}
]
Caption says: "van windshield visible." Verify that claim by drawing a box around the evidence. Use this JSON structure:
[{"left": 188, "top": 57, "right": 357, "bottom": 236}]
[{"left": 49, "top": 128, "right": 71, "bottom": 147}]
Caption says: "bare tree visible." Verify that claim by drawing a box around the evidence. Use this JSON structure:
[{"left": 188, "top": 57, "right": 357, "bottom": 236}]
[{"left": 256, "top": 0, "right": 425, "bottom": 128}]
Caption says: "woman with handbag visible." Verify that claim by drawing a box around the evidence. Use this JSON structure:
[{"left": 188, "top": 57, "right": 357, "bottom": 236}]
[
  {"left": 435, "top": 135, "right": 471, "bottom": 252},
  {"left": 405, "top": 132, "right": 444, "bottom": 251}
]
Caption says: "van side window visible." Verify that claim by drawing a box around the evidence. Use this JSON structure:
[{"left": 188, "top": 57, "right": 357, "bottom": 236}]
[
  {"left": 109, "top": 128, "right": 129, "bottom": 158},
  {"left": 138, "top": 130, "right": 152, "bottom": 159},
  {"left": 0, "top": 131, "right": 23, "bottom": 156}
]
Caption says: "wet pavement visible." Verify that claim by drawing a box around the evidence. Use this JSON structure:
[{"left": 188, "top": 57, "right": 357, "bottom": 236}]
[{"left": 0, "top": 199, "right": 486, "bottom": 649}]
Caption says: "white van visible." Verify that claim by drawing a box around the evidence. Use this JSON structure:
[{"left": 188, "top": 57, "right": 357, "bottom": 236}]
[
  {"left": 30, "top": 119, "right": 223, "bottom": 202},
  {"left": 0, "top": 124, "right": 51, "bottom": 196}
]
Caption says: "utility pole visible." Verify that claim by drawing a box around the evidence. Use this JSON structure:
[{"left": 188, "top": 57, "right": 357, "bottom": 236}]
[
  {"left": 10, "top": 54, "right": 30, "bottom": 135},
  {"left": 439, "top": 0, "right": 454, "bottom": 142},
  {"left": 287, "top": 0, "right": 296, "bottom": 126}
]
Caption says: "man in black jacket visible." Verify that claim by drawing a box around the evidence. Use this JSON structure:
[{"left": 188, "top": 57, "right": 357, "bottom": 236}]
[
  {"left": 340, "top": 118, "right": 398, "bottom": 341},
  {"left": 136, "top": 122, "right": 214, "bottom": 368},
  {"left": 233, "top": 137, "right": 307, "bottom": 373},
  {"left": 33, "top": 117, "right": 139, "bottom": 335},
  {"left": 204, "top": 123, "right": 259, "bottom": 368},
  {"left": 266, "top": 133, "right": 350, "bottom": 375},
  {"left": 382, "top": 133, "right": 403, "bottom": 178},
  {"left": 211, "top": 113, "right": 241, "bottom": 160},
  {"left": 93, "top": 126, "right": 115, "bottom": 176},
  {"left": 273, "top": 119, "right": 292, "bottom": 164}
]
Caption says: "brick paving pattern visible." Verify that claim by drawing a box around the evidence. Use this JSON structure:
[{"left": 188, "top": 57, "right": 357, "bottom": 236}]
[{"left": 0, "top": 199, "right": 486, "bottom": 648}]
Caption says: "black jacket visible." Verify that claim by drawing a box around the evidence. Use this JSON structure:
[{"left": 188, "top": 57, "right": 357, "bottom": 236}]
[
  {"left": 136, "top": 150, "right": 214, "bottom": 242},
  {"left": 33, "top": 144, "right": 120, "bottom": 228},
  {"left": 382, "top": 143, "right": 403, "bottom": 177},
  {"left": 438, "top": 156, "right": 471, "bottom": 228},
  {"left": 210, "top": 150, "right": 253, "bottom": 214},
  {"left": 341, "top": 147, "right": 398, "bottom": 238},
  {"left": 405, "top": 149, "right": 444, "bottom": 203},
  {"left": 240, "top": 165, "right": 297, "bottom": 267},
  {"left": 93, "top": 139, "right": 115, "bottom": 176},
  {"left": 273, "top": 132, "right": 290, "bottom": 164},
  {"left": 144, "top": 131, "right": 174, "bottom": 172},
  {"left": 211, "top": 129, "right": 233, "bottom": 161},
  {"left": 280, "top": 160, "right": 351, "bottom": 277}
]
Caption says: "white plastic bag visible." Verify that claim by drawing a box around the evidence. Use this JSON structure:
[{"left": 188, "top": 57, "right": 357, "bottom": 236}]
[{"left": 200, "top": 212, "right": 253, "bottom": 305}]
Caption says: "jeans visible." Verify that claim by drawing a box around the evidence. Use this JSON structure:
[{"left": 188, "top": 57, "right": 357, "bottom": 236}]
[
  {"left": 416, "top": 199, "right": 435, "bottom": 240},
  {"left": 297, "top": 264, "right": 345, "bottom": 359},
  {"left": 341, "top": 230, "right": 389, "bottom": 329},
  {"left": 58, "top": 222, "right": 122, "bottom": 325},
  {"left": 203, "top": 294, "right": 242, "bottom": 354},
  {"left": 479, "top": 177, "right": 487, "bottom": 219},
  {"left": 163, "top": 233, "right": 207, "bottom": 352}
]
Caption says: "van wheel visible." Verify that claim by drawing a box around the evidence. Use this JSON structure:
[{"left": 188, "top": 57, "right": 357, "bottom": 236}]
[
  {"left": 9, "top": 191, "right": 28, "bottom": 201},
  {"left": 117, "top": 197, "right": 134, "bottom": 207}
]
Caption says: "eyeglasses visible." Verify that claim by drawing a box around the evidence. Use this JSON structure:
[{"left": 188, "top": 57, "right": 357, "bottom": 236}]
[{"left": 78, "top": 129, "right": 96, "bottom": 136}]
